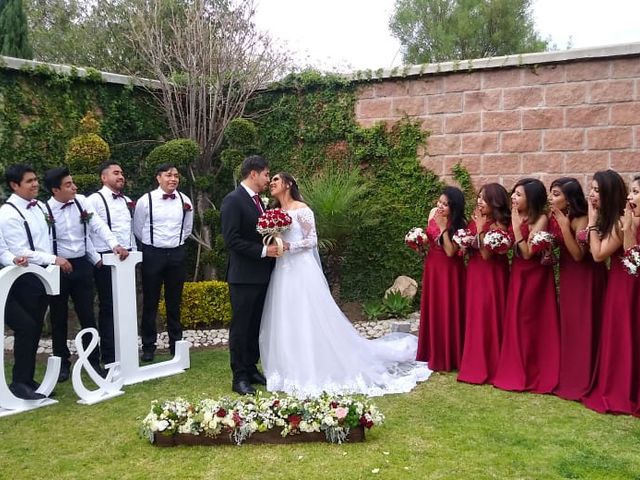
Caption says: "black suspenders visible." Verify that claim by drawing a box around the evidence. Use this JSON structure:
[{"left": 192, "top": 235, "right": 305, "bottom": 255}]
[
  {"left": 4, "top": 202, "right": 37, "bottom": 251},
  {"left": 147, "top": 192, "right": 187, "bottom": 247},
  {"left": 44, "top": 199, "right": 87, "bottom": 256}
]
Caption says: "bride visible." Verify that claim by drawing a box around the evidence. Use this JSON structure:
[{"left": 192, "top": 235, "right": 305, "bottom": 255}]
[{"left": 259, "top": 172, "right": 431, "bottom": 398}]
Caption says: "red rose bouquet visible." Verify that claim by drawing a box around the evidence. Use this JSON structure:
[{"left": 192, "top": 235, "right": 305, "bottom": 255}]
[
  {"left": 576, "top": 228, "right": 589, "bottom": 247},
  {"left": 621, "top": 245, "right": 640, "bottom": 276},
  {"left": 530, "top": 230, "right": 557, "bottom": 265},
  {"left": 482, "top": 228, "right": 512, "bottom": 254},
  {"left": 404, "top": 227, "right": 428, "bottom": 256},
  {"left": 256, "top": 208, "right": 292, "bottom": 255},
  {"left": 452, "top": 228, "right": 476, "bottom": 249}
]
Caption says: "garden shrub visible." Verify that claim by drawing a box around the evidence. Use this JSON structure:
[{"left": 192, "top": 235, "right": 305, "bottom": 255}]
[{"left": 159, "top": 280, "right": 232, "bottom": 329}]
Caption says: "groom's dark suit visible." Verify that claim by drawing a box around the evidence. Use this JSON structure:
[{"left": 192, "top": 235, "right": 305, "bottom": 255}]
[{"left": 220, "top": 185, "right": 274, "bottom": 386}]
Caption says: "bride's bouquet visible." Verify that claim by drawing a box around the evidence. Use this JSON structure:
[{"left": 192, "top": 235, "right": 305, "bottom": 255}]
[
  {"left": 621, "top": 245, "right": 640, "bottom": 276},
  {"left": 482, "top": 228, "right": 512, "bottom": 254},
  {"left": 452, "top": 228, "right": 477, "bottom": 250},
  {"left": 256, "top": 208, "right": 292, "bottom": 255},
  {"left": 404, "top": 227, "right": 428, "bottom": 256},
  {"left": 530, "top": 231, "right": 557, "bottom": 265}
]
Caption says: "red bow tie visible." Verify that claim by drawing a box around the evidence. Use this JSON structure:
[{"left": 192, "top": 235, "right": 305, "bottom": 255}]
[
  {"left": 112, "top": 192, "right": 124, "bottom": 199},
  {"left": 61, "top": 201, "right": 74, "bottom": 209},
  {"left": 162, "top": 193, "right": 176, "bottom": 200},
  {"left": 26, "top": 200, "right": 38, "bottom": 209}
]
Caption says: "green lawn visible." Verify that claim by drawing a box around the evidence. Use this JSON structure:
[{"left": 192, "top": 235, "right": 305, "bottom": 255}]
[{"left": 1, "top": 349, "right": 639, "bottom": 480}]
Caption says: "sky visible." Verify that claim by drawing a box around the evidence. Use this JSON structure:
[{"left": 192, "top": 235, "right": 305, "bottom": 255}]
[{"left": 253, "top": 0, "right": 640, "bottom": 72}]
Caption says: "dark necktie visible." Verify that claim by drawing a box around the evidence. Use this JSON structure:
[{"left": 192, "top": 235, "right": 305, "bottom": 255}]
[
  {"left": 252, "top": 194, "right": 264, "bottom": 214},
  {"left": 112, "top": 192, "right": 124, "bottom": 199},
  {"left": 26, "top": 200, "right": 38, "bottom": 209},
  {"left": 61, "top": 201, "right": 74, "bottom": 209},
  {"left": 162, "top": 193, "right": 176, "bottom": 200}
]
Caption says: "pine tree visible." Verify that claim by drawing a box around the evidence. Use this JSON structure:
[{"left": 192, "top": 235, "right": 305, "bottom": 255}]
[{"left": 0, "top": 0, "right": 33, "bottom": 59}]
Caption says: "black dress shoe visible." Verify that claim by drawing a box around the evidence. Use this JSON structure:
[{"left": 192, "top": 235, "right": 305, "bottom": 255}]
[
  {"left": 58, "top": 364, "right": 70, "bottom": 383},
  {"left": 141, "top": 351, "right": 154, "bottom": 362},
  {"left": 9, "top": 383, "right": 46, "bottom": 400},
  {"left": 249, "top": 371, "right": 267, "bottom": 386},
  {"left": 232, "top": 380, "right": 256, "bottom": 396},
  {"left": 26, "top": 380, "right": 56, "bottom": 398}
]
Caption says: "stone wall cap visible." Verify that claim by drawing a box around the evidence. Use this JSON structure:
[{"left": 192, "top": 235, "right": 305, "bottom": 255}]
[{"left": 347, "top": 42, "right": 640, "bottom": 82}]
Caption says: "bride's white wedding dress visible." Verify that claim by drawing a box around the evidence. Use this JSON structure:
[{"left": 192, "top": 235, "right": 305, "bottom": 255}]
[{"left": 259, "top": 206, "right": 431, "bottom": 398}]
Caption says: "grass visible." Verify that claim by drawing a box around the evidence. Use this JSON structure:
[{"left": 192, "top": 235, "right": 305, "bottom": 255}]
[{"left": 1, "top": 349, "right": 639, "bottom": 480}]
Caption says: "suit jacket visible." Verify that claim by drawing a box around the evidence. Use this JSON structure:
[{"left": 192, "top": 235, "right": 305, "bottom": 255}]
[{"left": 220, "top": 185, "right": 273, "bottom": 284}]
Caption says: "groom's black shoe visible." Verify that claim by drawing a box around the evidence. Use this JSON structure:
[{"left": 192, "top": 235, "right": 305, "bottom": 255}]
[
  {"left": 232, "top": 380, "right": 256, "bottom": 396},
  {"left": 249, "top": 371, "right": 267, "bottom": 386}
]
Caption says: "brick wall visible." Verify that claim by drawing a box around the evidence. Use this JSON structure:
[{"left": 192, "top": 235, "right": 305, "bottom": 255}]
[{"left": 354, "top": 45, "right": 640, "bottom": 190}]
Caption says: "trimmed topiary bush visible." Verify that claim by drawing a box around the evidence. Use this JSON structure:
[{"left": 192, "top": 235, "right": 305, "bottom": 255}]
[
  {"left": 159, "top": 280, "right": 232, "bottom": 329},
  {"left": 65, "top": 111, "right": 111, "bottom": 175},
  {"left": 145, "top": 138, "right": 200, "bottom": 173}
]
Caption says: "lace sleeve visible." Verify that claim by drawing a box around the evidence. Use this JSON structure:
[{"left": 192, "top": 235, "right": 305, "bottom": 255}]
[{"left": 288, "top": 208, "right": 318, "bottom": 253}]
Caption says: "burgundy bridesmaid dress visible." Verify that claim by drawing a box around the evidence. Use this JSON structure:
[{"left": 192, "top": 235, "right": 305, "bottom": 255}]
[
  {"left": 492, "top": 222, "right": 560, "bottom": 393},
  {"left": 583, "top": 226, "right": 640, "bottom": 415},
  {"left": 458, "top": 221, "right": 509, "bottom": 384},
  {"left": 416, "top": 218, "right": 465, "bottom": 371},
  {"left": 549, "top": 217, "right": 607, "bottom": 401}
]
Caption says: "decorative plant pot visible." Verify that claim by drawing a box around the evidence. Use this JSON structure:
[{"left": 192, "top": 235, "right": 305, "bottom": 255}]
[{"left": 153, "top": 425, "right": 365, "bottom": 447}]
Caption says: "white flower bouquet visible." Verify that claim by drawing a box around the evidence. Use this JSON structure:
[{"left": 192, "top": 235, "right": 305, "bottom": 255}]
[
  {"left": 404, "top": 227, "right": 428, "bottom": 255},
  {"left": 482, "top": 228, "right": 512, "bottom": 254},
  {"left": 622, "top": 245, "right": 640, "bottom": 277}
]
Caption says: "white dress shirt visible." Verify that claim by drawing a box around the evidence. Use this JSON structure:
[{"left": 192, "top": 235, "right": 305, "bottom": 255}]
[
  {"left": 0, "top": 228, "right": 17, "bottom": 266},
  {"left": 240, "top": 182, "right": 267, "bottom": 258},
  {"left": 0, "top": 193, "right": 56, "bottom": 266},
  {"left": 133, "top": 187, "right": 194, "bottom": 248},
  {"left": 46, "top": 194, "right": 119, "bottom": 264},
  {"left": 86, "top": 186, "right": 136, "bottom": 251}
]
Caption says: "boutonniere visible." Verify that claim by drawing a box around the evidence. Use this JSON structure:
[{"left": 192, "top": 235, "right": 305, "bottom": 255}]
[
  {"left": 127, "top": 200, "right": 136, "bottom": 211},
  {"left": 45, "top": 214, "right": 55, "bottom": 226},
  {"left": 183, "top": 203, "right": 192, "bottom": 212},
  {"left": 260, "top": 196, "right": 269, "bottom": 208},
  {"left": 80, "top": 210, "right": 93, "bottom": 224}
]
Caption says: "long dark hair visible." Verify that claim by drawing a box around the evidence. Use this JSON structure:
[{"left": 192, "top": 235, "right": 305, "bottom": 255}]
[
  {"left": 442, "top": 186, "right": 466, "bottom": 236},
  {"left": 512, "top": 178, "right": 547, "bottom": 223},
  {"left": 550, "top": 177, "right": 587, "bottom": 220},
  {"left": 593, "top": 170, "right": 627, "bottom": 236},
  {"left": 272, "top": 172, "right": 304, "bottom": 208},
  {"left": 479, "top": 183, "right": 511, "bottom": 227}
]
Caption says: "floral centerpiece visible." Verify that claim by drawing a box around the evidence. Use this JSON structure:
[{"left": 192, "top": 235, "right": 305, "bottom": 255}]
[
  {"left": 404, "top": 227, "right": 428, "bottom": 256},
  {"left": 530, "top": 231, "right": 557, "bottom": 265},
  {"left": 621, "top": 245, "right": 640, "bottom": 276},
  {"left": 483, "top": 228, "right": 512, "bottom": 254},
  {"left": 452, "top": 228, "right": 477, "bottom": 250},
  {"left": 256, "top": 208, "right": 292, "bottom": 256},
  {"left": 140, "top": 392, "right": 383, "bottom": 447}
]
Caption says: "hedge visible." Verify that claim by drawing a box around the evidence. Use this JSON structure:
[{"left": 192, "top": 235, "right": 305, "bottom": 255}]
[{"left": 159, "top": 280, "right": 232, "bottom": 329}]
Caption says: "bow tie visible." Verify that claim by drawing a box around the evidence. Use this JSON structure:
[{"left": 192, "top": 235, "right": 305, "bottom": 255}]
[
  {"left": 162, "top": 193, "right": 176, "bottom": 200},
  {"left": 60, "top": 201, "right": 74, "bottom": 209},
  {"left": 26, "top": 200, "right": 38, "bottom": 209},
  {"left": 112, "top": 192, "right": 124, "bottom": 199}
]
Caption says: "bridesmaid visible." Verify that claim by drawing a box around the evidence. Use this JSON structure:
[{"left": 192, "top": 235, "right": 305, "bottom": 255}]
[
  {"left": 548, "top": 178, "right": 607, "bottom": 401},
  {"left": 417, "top": 186, "right": 466, "bottom": 372},
  {"left": 582, "top": 171, "right": 637, "bottom": 414},
  {"left": 493, "top": 178, "right": 560, "bottom": 393},
  {"left": 458, "top": 183, "right": 510, "bottom": 385}
]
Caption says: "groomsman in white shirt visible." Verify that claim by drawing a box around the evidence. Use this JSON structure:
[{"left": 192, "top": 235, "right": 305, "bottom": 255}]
[
  {"left": 0, "top": 164, "right": 71, "bottom": 399},
  {"left": 133, "top": 163, "right": 193, "bottom": 362},
  {"left": 43, "top": 167, "right": 129, "bottom": 382},
  {"left": 86, "top": 161, "right": 136, "bottom": 366}
]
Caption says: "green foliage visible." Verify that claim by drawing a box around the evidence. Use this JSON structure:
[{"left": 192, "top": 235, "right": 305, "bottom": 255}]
[
  {"left": 452, "top": 162, "right": 476, "bottom": 219},
  {"left": 389, "top": 0, "right": 548, "bottom": 64},
  {"left": 72, "top": 172, "right": 101, "bottom": 195},
  {"left": 145, "top": 138, "right": 200, "bottom": 175},
  {"left": 159, "top": 280, "right": 232, "bottom": 329},
  {"left": 224, "top": 118, "right": 257, "bottom": 152},
  {"left": 0, "top": 0, "right": 32, "bottom": 59},
  {"left": 220, "top": 148, "right": 244, "bottom": 171},
  {"left": 362, "top": 299, "right": 387, "bottom": 321},
  {"left": 382, "top": 291, "right": 414, "bottom": 319},
  {"left": 65, "top": 133, "right": 110, "bottom": 173}
]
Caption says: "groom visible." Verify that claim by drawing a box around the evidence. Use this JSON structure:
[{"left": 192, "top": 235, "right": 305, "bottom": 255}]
[{"left": 221, "top": 155, "right": 279, "bottom": 395}]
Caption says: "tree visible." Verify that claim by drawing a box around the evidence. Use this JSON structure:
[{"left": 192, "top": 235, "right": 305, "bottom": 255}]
[
  {"left": 0, "top": 0, "right": 33, "bottom": 59},
  {"left": 127, "top": 0, "right": 289, "bottom": 278},
  {"left": 389, "top": 0, "right": 548, "bottom": 64}
]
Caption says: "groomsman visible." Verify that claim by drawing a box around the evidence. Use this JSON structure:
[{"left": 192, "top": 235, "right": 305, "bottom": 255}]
[
  {"left": 133, "top": 163, "right": 193, "bottom": 362},
  {"left": 0, "top": 164, "right": 71, "bottom": 399},
  {"left": 43, "top": 167, "right": 129, "bottom": 382},
  {"left": 86, "top": 161, "right": 136, "bottom": 366}
]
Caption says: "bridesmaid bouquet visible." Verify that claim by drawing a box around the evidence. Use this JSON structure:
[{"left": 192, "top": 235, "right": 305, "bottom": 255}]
[
  {"left": 256, "top": 208, "right": 292, "bottom": 255},
  {"left": 576, "top": 228, "right": 589, "bottom": 247},
  {"left": 483, "top": 228, "right": 512, "bottom": 254},
  {"left": 621, "top": 245, "right": 640, "bottom": 276},
  {"left": 405, "top": 227, "right": 428, "bottom": 256},
  {"left": 530, "top": 231, "right": 557, "bottom": 265},
  {"left": 452, "top": 228, "right": 477, "bottom": 249}
]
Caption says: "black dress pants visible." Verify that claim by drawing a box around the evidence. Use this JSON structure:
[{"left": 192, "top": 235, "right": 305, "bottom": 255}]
[
  {"left": 228, "top": 283, "right": 268, "bottom": 383},
  {"left": 5, "top": 274, "right": 48, "bottom": 385},
  {"left": 93, "top": 256, "right": 116, "bottom": 365},
  {"left": 140, "top": 244, "right": 186, "bottom": 354},
  {"left": 49, "top": 256, "right": 100, "bottom": 367}
]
